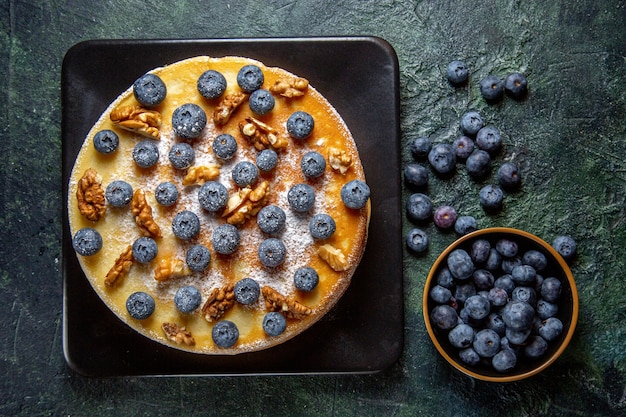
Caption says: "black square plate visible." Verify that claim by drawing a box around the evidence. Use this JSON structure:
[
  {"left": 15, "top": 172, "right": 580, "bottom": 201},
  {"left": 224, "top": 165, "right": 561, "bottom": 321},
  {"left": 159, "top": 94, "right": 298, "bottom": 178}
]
[{"left": 62, "top": 37, "right": 402, "bottom": 376}]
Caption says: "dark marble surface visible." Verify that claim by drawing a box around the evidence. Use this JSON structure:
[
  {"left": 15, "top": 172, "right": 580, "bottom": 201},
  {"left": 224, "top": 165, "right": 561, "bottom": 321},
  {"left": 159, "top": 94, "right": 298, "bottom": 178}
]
[{"left": 1, "top": 0, "right": 625, "bottom": 415}]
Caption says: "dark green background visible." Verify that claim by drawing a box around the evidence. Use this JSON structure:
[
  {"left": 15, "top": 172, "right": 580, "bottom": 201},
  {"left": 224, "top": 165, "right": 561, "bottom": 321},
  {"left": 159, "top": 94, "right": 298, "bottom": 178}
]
[{"left": 1, "top": 0, "right": 625, "bottom": 415}]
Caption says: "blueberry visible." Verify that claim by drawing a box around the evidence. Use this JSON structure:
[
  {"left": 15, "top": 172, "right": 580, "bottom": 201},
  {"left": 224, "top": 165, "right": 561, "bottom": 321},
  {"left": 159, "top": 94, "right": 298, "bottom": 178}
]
[
  {"left": 479, "top": 184, "right": 504, "bottom": 211},
  {"left": 437, "top": 267, "right": 455, "bottom": 289},
  {"left": 404, "top": 163, "right": 429, "bottom": 188},
  {"left": 492, "top": 348, "right": 517, "bottom": 372},
  {"left": 212, "top": 320, "right": 239, "bottom": 348},
  {"left": 496, "top": 238, "right": 519, "bottom": 258},
  {"left": 430, "top": 305, "right": 459, "bottom": 331},
  {"left": 494, "top": 274, "right": 515, "bottom": 295},
  {"left": 126, "top": 292, "right": 155, "bottom": 320},
  {"left": 72, "top": 228, "right": 103, "bottom": 256},
  {"left": 473, "top": 329, "right": 501, "bottom": 358},
  {"left": 459, "top": 347, "right": 481, "bottom": 366},
  {"left": 512, "top": 286, "right": 537, "bottom": 306},
  {"left": 212, "top": 133, "right": 238, "bottom": 160},
  {"left": 256, "top": 149, "right": 278, "bottom": 172},
  {"left": 454, "top": 215, "right": 477, "bottom": 236},
  {"left": 476, "top": 126, "right": 502, "bottom": 153},
  {"left": 406, "top": 228, "right": 429, "bottom": 253},
  {"left": 174, "top": 285, "right": 202, "bottom": 313},
  {"left": 257, "top": 205, "right": 286, "bottom": 234},
  {"left": 186, "top": 244, "right": 211, "bottom": 272},
  {"left": 172, "top": 103, "right": 207, "bottom": 140},
  {"left": 406, "top": 193, "right": 433, "bottom": 222},
  {"left": 428, "top": 143, "right": 457, "bottom": 174},
  {"left": 168, "top": 142, "right": 195, "bottom": 169},
  {"left": 485, "top": 312, "right": 507, "bottom": 335},
  {"left": 93, "top": 129, "right": 119, "bottom": 154},
  {"left": 466, "top": 149, "right": 491, "bottom": 177},
  {"left": 340, "top": 180, "right": 370, "bottom": 210},
  {"left": 452, "top": 136, "right": 474, "bottom": 159},
  {"left": 501, "top": 255, "right": 522, "bottom": 274},
  {"left": 522, "top": 250, "right": 547, "bottom": 272},
  {"left": 479, "top": 75, "right": 504, "bottom": 102},
  {"left": 105, "top": 180, "right": 133, "bottom": 207},
  {"left": 448, "top": 324, "right": 475, "bottom": 349},
  {"left": 155, "top": 181, "right": 179, "bottom": 206},
  {"left": 232, "top": 161, "right": 259, "bottom": 187},
  {"left": 429, "top": 285, "right": 452, "bottom": 304},
  {"left": 524, "top": 335, "right": 548, "bottom": 359},
  {"left": 258, "top": 238, "right": 287, "bottom": 268},
  {"left": 294, "top": 267, "right": 319, "bottom": 291},
  {"left": 504, "top": 72, "right": 528, "bottom": 99},
  {"left": 171, "top": 210, "right": 200, "bottom": 240},
  {"left": 234, "top": 278, "right": 261, "bottom": 305},
  {"left": 249, "top": 89, "right": 275, "bottom": 115},
  {"left": 498, "top": 162, "right": 521, "bottom": 189},
  {"left": 472, "top": 269, "right": 495, "bottom": 290},
  {"left": 471, "top": 239, "right": 491, "bottom": 264},
  {"left": 262, "top": 312, "right": 287, "bottom": 337},
  {"left": 536, "top": 299, "right": 559, "bottom": 319},
  {"left": 485, "top": 248, "right": 502, "bottom": 271},
  {"left": 447, "top": 249, "right": 475, "bottom": 280},
  {"left": 133, "top": 140, "right": 159, "bottom": 168},
  {"left": 511, "top": 265, "right": 537, "bottom": 286},
  {"left": 538, "top": 317, "right": 563, "bottom": 341},
  {"left": 410, "top": 137, "right": 432, "bottom": 159},
  {"left": 133, "top": 73, "right": 166, "bottom": 107},
  {"left": 212, "top": 224, "right": 240, "bottom": 255},
  {"left": 288, "top": 183, "right": 315, "bottom": 212},
  {"left": 465, "top": 295, "right": 491, "bottom": 320},
  {"left": 197, "top": 70, "right": 227, "bottom": 99},
  {"left": 541, "top": 277, "right": 562, "bottom": 302},
  {"left": 455, "top": 282, "right": 477, "bottom": 305},
  {"left": 132, "top": 236, "right": 158, "bottom": 263},
  {"left": 433, "top": 205, "right": 457, "bottom": 230},
  {"left": 301, "top": 151, "right": 326, "bottom": 179},
  {"left": 198, "top": 181, "right": 228, "bottom": 212},
  {"left": 502, "top": 301, "right": 535, "bottom": 331},
  {"left": 460, "top": 111, "right": 484, "bottom": 136},
  {"left": 552, "top": 235, "right": 577, "bottom": 260},
  {"left": 309, "top": 213, "right": 336, "bottom": 240},
  {"left": 286, "top": 111, "right": 314, "bottom": 140},
  {"left": 237, "top": 64, "right": 264, "bottom": 93},
  {"left": 446, "top": 60, "right": 469, "bottom": 85}
]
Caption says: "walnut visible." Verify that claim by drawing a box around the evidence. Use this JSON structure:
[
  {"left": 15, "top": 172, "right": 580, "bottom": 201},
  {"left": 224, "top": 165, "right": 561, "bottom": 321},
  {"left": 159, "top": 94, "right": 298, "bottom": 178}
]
[
  {"left": 328, "top": 148, "right": 353, "bottom": 174},
  {"left": 213, "top": 92, "right": 248, "bottom": 125},
  {"left": 239, "top": 117, "right": 288, "bottom": 151},
  {"left": 262, "top": 286, "right": 312, "bottom": 319},
  {"left": 201, "top": 284, "right": 235, "bottom": 322},
  {"left": 318, "top": 244, "right": 349, "bottom": 271},
  {"left": 76, "top": 168, "right": 106, "bottom": 222},
  {"left": 110, "top": 105, "right": 161, "bottom": 139},
  {"left": 154, "top": 258, "right": 191, "bottom": 282},
  {"left": 269, "top": 77, "right": 309, "bottom": 97},
  {"left": 162, "top": 322, "right": 195, "bottom": 346},
  {"left": 104, "top": 244, "right": 134, "bottom": 288},
  {"left": 222, "top": 180, "right": 270, "bottom": 226},
  {"left": 182, "top": 164, "right": 220, "bottom": 186},
  {"left": 130, "top": 189, "right": 162, "bottom": 238}
]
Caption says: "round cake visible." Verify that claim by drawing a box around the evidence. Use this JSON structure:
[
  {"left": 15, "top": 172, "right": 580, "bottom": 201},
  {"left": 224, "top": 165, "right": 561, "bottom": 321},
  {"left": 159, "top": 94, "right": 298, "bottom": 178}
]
[{"left": 67, "top": 55, "right": 370, "bottom": 354}]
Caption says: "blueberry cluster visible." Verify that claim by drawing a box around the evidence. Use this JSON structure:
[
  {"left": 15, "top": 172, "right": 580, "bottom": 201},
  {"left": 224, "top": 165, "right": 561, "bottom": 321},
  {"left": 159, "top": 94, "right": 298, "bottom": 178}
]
[{"left": 429, "top": 235, "right": 567, "bottom": 374}]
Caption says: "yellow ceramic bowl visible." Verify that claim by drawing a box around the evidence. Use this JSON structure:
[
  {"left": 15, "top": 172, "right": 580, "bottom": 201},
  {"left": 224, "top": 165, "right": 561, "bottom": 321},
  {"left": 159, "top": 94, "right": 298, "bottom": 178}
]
[{"left": 423, "top": 227, "right": 579, "bottom": 382}]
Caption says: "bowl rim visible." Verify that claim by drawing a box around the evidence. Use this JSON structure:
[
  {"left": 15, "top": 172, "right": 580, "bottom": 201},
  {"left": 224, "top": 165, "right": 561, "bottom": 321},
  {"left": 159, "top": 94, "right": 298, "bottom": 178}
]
[{"left": 422, "top": 227, "right": 579, "bottom": 382}]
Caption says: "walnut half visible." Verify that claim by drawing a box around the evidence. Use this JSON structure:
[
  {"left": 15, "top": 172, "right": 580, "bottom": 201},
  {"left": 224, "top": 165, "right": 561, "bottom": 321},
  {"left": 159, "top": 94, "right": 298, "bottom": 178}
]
[
  {"left": 318, "top": 244, "right": 350, "bottom": 271},
  {"left": 162, "top": 322, "right": 195, "bottom": 346},
  {"left": 201, "top": 284, "right": 235, "bottom": 322},
  {"left": 130, "top": 189, "right": 162, "bottom": 238},
  {"left": 104, "top": 244, "right": 134, "bottom": 288},
  {"left": 222, "top": 180, "right": 270, "bottom": 226},
  {"left": 270, "top": 77, "right": 309, "bottom": 97},
  {"left": 76, "top": 168, "right": 106, "bottom": 222},
  {"left": 110, "top": 105, "right": 161, "bottom": 139},
  {"left": 153, "top": 258, "right": 191, "bottom": 282},
  {"left": 262, "top": 286, "right": 312, "bottom": 320}
]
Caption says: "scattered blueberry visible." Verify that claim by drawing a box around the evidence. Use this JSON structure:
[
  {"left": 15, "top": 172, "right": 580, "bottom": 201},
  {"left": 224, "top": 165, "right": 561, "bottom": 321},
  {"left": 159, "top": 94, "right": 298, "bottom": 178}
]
[
  {"left": 309, "top": 213, "right": 336, "bottom": 240},
  {"left": 198, "top": 181, "right": 228, "bottom": 212},
  {"left": 172, "top": 103, "right": 207, "bottom": 139},
  {"left": 294, "top": 267, "right": 319, "bottom": 291},
  {"left": 132, "top": 236, "right": 158, "bottom": 263},
  {"left": 430, "top": 305, "right": 459, "bottom": 331},
  {"left": 133, "top": 73, "right": 167, "bottom": 107},
  {"left": 212, "top": 320, "right": 239, "bottom": 348},
  {"left": 476, "top": 126, "right": 502, "bottom": 153},
  {"left": 410, "top": 137, "right": 432, "bottom": 159},
  {"left": 452, "top": 136, "right": 474, "bottom": 159},
  {"left": 72, "top": 228, "right": 103, "bottom": 256},
  {"left": 340, "top": 180, "right": 370, "bottom": 209},
  {"left": 406, "top": 193, "right": 433, "bottom": 222},
  {"left": 479, "top": 75, "right": 504, "bottom": 102},
  {"left": 174, "top": 285, "right": 202, "bottom": 313},
  {"left": 498, "top": 161, "right": 521, "bottom": 189},
  {"left": 428, "top": 143, "right": 457, "bottom": 174},
  {"left": 126, "top": 292, "right": 155, "bottom": 320},
  {"left": 234, "top": 278, "right": 261, "bottom": 305},
  {"left": 460, "top": 111, "right": 484, "bottom": 136},
  {"left": 288, "top": 183, "right": 315, "bottom": 212},
  {"left": 237, "top": 65, "right": 264, "bottom": 93},
  {"left": 93, "top": 129, "right": 119, "bottom": 154},
  {"left": 171, "top": 210, "right": 200, "bottom": 240},
  {"left": 256, "top": 149, "right": 278, "bottom": 172},
  {"left": 258, "top": 238, "right": 287, "bottom": 268},
  {"left": 301, "top": 151, "right": 326, "bottom": 179},
  {"left": 479, "top": 184, "right": 504, "bottom": 211},
  {"left": 504, "top": 72, "right": 528, "bottom": 99},
  {"left": 552, "top": 235, "right": 576, "bottom": 261},
  {"left": 197, "top": 70, "right": 227, "bottom": 99},
  {"left": 473, "top": 329, "right": 501, "bottom": 358},
  {"left": 155, "top": 181, "right": 179, "bottom": 206},
  {"left": 286, "top": 111, "right": 314, "bottom": 140},
  {"left": 212, "top": 224, "right": 240, "bottom": 255},
  {"left": 257, "top": 205, "right": 286, "bottom": 234},
  {"left": 433, "top": 205, "right": 457, "bottom": 230},
  {"left": 186, "top": 244, "right": 211, "bottom": 271},
  {"left": 448, "top": 324, "right": 475, "bottom": 349},
  {"left": 454, "top": 215, "right": 477, "bottom": 235},
  {"left": 446, "top": 60, "right": 469, "bottom": 85},
  {"left": 232, "top": 161, "right": 259, "bottom": 187},
  {"left": 212, "top": 133, "right": 238, "bottom": 160},
  {"left": 249, "top": 89, "right": 275, "bottom": 115},
  {"left": 106, "top": 180, "right": 133, "bottom": 207},
  {"left": 465, "top": 149, "right": 491, "bottom": 178},
  {"left": 447, "top": 248, "right": 475, "bottom": 280},
  {"left": 132, "top": 140, "right": 159, "bottom": 168},
  {"left": 168, "top": 142, "right": 195, "bottom": 169},
  {"left": 406, "top": 228, "right": 429, "bottom": 253},
  {"left": 404, "top": 163, "right": 429, "bottom": 188},
  {"left": 262, "top": 312, "right": 287, "bottom": 337}
]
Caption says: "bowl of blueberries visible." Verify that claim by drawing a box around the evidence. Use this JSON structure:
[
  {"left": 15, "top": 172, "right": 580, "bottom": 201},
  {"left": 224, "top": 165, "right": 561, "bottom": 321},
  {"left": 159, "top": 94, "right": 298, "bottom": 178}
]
[{"left": 423, "top": 227, "right": 578, "bottom": 382}]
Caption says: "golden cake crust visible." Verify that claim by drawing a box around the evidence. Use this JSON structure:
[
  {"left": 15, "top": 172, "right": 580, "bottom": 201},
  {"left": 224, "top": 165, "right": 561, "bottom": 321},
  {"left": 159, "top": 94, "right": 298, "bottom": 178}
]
[{"left": 67, "top": 56, "right": 370, "bottom": 354}]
